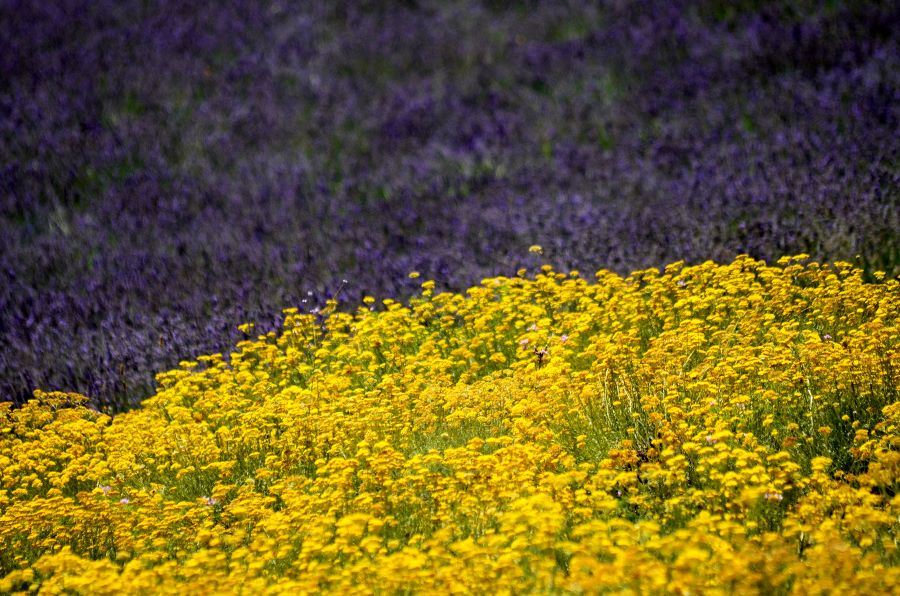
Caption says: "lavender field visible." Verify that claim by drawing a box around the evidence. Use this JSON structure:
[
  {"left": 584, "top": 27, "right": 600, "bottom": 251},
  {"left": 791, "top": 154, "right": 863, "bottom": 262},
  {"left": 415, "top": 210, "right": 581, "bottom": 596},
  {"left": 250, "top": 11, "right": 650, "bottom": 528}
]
[{"left": 2, "top": 0, "right": 898, "bottom": 410}]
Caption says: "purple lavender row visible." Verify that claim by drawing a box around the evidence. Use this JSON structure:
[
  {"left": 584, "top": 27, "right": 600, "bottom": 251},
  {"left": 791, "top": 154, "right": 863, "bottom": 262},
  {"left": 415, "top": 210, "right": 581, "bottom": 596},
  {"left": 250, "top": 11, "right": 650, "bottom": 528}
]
[{"left": 1, "top": 0, "right": 898, "bottom": 409}]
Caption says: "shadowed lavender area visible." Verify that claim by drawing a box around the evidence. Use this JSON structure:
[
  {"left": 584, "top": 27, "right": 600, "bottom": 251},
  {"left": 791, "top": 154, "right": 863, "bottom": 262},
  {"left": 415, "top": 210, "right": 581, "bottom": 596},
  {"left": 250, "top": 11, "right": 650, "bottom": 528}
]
[{"left": 2, "top": 0, "right": 898, "bottom": 409}]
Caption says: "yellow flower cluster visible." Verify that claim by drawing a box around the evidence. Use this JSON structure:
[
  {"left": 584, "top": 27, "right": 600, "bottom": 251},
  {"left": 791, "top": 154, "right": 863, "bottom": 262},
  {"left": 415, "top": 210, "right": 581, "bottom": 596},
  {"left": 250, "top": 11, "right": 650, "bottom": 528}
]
[{"left": 2, "top": 255, "right": 899, "bottom": 594}]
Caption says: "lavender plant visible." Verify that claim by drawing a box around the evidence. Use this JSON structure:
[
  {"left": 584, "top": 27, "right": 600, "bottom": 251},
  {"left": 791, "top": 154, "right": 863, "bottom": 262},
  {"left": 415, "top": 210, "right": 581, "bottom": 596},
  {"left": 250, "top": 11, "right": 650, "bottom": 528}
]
[{"left": 1, "top": 0, "right": 898, "bottom": 409}]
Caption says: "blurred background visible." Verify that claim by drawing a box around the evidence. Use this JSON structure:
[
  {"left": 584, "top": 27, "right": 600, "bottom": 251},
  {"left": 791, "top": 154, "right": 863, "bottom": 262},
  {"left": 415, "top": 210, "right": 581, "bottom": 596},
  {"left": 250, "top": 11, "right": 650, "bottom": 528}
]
[{"left": 1, "top": 0, "right": 898, "bottom": 409}]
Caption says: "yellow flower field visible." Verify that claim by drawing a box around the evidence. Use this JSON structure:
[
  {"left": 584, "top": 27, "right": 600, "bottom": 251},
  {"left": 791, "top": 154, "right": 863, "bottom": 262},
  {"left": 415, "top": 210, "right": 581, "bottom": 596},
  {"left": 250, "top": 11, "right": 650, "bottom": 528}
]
[{"left": 2, "top": 255, "right": 899, "bottom": 594}]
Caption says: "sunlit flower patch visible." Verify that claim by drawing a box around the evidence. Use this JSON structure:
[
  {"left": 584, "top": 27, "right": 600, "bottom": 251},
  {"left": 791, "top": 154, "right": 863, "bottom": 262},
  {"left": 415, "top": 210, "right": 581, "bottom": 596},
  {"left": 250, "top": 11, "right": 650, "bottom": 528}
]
[{"left": 2, "top": 255, "right": 899, "bottom": 593}]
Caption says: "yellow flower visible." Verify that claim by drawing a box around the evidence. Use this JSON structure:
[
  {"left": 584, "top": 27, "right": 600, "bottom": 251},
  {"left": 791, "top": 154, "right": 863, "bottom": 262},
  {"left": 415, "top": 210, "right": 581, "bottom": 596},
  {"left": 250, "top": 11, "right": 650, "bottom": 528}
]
[{"left": 4, "top": 256, "right": 899, "bottom": 593}]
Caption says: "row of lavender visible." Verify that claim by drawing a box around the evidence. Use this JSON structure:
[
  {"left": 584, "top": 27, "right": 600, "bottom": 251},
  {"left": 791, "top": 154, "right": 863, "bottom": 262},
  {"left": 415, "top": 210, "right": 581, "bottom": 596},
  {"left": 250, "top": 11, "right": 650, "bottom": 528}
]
[{"left": 2, "top": 0, "right": 898, "bottom": 409}]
